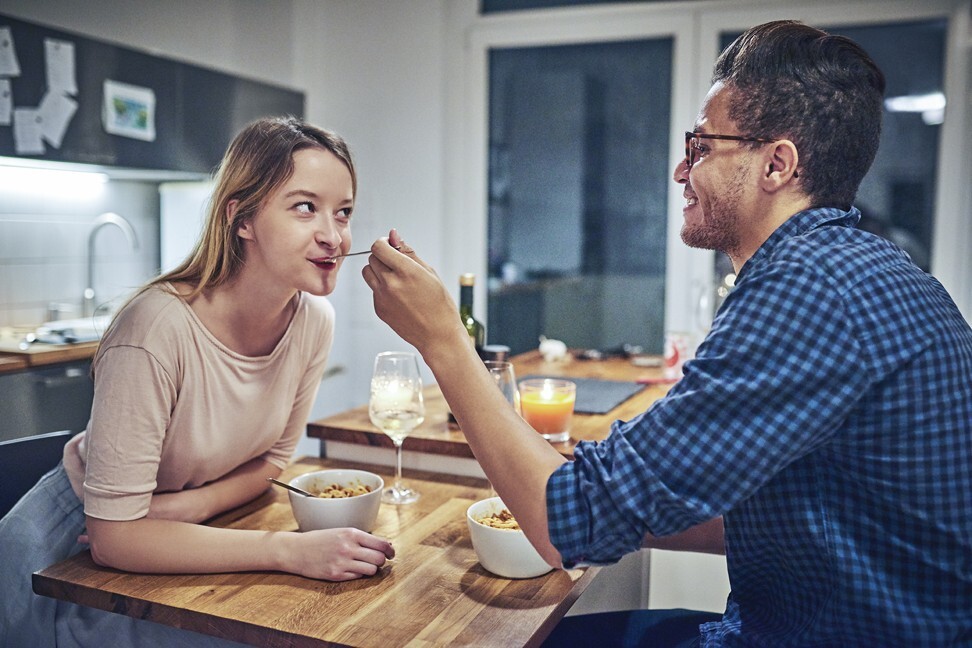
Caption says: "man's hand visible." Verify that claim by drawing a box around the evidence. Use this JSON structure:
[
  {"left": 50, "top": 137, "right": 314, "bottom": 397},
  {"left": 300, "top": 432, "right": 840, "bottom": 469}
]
[{"left": 362, "top": 230, "right": 469, "bottom": 360}]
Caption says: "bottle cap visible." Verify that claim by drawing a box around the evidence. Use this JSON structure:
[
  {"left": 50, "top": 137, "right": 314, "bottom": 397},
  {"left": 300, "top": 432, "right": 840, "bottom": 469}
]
[
  {"left": 479, "top": 344, "right": 511, "bottom": 362},
  {"left": 460, "top": 273, "right": 476, "bottom": 286}
]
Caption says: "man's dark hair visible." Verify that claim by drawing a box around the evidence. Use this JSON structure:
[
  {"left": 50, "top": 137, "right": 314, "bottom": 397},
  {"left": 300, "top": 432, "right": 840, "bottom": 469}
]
[{"left": 713, "top": 20, "right": 886, "bottom": 210}]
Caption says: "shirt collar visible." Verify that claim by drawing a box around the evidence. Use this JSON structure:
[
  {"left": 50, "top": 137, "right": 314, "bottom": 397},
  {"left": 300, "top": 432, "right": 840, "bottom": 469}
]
[{"left": 736, "top": 206, "right": 861, "bottom": 282}]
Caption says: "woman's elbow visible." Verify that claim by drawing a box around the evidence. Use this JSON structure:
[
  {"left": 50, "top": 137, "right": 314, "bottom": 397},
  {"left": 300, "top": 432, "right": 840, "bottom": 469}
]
[{"left": 86, "top": 519, "right": 131, "bottom": 569}]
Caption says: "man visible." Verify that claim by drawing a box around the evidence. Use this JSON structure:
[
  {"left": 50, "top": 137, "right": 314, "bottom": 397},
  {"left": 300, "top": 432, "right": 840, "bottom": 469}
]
[{"left": 364, "top": 21, "right": 972, "bottom": 646}]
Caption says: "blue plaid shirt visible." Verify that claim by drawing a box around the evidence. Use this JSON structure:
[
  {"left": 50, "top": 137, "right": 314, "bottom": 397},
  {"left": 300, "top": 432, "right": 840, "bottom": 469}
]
[{"left": 547, "top": 207, "right": 972, "bottom": 646}]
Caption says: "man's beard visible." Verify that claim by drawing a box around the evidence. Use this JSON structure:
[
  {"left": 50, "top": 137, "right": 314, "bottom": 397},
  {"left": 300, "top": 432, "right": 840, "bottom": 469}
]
[{"left": 680, "top": 165, "right": 749, "bottom": 256}]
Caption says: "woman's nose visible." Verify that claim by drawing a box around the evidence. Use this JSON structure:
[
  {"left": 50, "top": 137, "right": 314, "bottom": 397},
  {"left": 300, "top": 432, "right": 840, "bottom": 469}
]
[{"left": 315, "top": 218, "right": 342, "bottom": 248}]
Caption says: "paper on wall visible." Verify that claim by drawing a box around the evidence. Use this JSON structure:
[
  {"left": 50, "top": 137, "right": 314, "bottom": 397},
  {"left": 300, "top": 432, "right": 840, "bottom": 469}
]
[
  {"left": 44, "top": 38, "right": 77, "bottom": 95},
  {"left": 0, "top": 27, "right": 20, "bottom": 77},
  {"left": 38, "top": 91, "right": 78, "bottom": 147},
  {"left": 13, "top": 107, "right": 44, "bottom": 154}
]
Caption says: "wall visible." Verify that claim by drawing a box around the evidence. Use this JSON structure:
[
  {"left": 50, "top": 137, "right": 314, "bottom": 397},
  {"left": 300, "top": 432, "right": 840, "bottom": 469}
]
[
  {"left": 291, "top": 0, "right": 450, "bottom": 416},
  {"left": 0, "top": 0, "right": 296, "bottom": 87},
  {"left": 0, "top": 179, "right": 158, "bottom": 327},
  {"left": 0, "top": 1, "right": 300, "bottom": 330}
]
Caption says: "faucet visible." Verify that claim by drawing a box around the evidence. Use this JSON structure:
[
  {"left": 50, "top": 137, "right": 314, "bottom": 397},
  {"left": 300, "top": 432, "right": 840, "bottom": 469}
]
[{"left": 83, "top": 212, "right": 140, "bottom": 317}]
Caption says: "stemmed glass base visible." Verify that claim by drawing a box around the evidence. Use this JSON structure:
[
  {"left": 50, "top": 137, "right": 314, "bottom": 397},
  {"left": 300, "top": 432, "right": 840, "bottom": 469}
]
[
  {"left": 382, "top": 483, "right": 420, "bottom": 505},
  {"left": 382, "top": 439, "right": 419, "bottom": 505}
]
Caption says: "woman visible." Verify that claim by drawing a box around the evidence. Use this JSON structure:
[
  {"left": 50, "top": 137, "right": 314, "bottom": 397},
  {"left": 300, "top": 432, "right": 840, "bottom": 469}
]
[{"left": 0, "top": 116, "right": 394, "bottom": 647}]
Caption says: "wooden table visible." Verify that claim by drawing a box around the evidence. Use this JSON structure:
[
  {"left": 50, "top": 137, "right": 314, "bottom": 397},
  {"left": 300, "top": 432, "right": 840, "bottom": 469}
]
[
  {"left": 308, "top": 350, "right": 674, "bottom": 459},
  {"left": 33, "top": 457, "right": 597, "bottom": 647}
]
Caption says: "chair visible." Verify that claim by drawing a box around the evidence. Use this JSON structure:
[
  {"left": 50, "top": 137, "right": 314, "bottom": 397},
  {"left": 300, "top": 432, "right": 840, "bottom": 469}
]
[{"left": 0, "top": 430, "right": 74, "bottom": 519}]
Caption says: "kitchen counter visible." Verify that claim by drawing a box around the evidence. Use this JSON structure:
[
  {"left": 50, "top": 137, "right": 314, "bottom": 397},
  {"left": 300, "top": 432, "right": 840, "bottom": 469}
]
[{"left": 0, "top": 341, "right": 99, "bottom": 374}]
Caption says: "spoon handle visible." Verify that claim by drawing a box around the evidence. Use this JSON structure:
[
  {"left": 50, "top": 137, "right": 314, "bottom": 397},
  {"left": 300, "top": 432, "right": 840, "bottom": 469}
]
[
  {"left": 333, "top": 245, "right": 402, "bottom": 260},
  {"left": 267, "top": 477, "right": 313, "bottom": 497}
]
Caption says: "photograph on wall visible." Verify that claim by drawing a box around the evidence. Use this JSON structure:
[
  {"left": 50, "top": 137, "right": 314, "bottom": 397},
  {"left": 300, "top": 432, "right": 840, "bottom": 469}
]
[{"left": 102, "top": 79, "right": 155, "bottom": 141}]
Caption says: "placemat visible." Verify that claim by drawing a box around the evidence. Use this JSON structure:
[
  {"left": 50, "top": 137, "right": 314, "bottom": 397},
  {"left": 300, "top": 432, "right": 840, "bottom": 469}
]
[{"left": 519, "top": 375, "right": 646, "bottom": 415}]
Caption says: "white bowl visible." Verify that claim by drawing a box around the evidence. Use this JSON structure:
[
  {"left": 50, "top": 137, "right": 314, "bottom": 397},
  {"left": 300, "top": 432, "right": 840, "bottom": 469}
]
[
  {"left": 288, "top": 469, "right": 383, "bottom": 532},
  {"left": 466, "top": 497, "right": 553, "bottom": 579}
]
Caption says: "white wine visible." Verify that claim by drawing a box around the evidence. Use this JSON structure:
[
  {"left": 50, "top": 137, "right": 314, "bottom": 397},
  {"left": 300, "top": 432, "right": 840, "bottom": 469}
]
[{"left": 370, "top": 409, "right": 424, "bottom": 444}]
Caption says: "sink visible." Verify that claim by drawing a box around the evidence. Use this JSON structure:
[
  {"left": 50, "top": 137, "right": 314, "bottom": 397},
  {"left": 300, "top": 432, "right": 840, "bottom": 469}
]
[
  {"left": 36, "top": 316, "right": 112, "bottom": 344},
  {"left": 0, "top": 316, "right": 111, "bottom": 353}
]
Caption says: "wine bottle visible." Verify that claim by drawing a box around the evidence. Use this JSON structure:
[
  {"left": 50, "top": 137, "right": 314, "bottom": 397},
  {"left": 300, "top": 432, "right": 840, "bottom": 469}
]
[{"left": 459, "top": 273, "right": 486, "bottom": 352}]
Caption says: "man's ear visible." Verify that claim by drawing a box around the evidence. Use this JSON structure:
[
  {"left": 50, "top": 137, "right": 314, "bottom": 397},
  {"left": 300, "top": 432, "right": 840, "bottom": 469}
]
[
  {"left": 761, "top": 140, "right": 799, "bottom": 190},
  {"left": 229, "top": 200, "right": 254, "bottom": 241}
]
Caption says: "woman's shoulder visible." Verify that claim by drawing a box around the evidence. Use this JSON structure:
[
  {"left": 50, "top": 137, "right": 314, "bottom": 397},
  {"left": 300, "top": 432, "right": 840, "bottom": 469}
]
[
  {"left": 289, "top": 293, "right": 335, "bottom": 354},
  {"left": 297, "top": 293, "right": 335, "bottom": 329},
  {"left": 102, "top": 284, "right": 191, "bottom": 347}
]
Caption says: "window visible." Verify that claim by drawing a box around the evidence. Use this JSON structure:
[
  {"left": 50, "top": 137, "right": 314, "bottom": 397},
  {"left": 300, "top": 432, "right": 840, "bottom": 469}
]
[{"left": 487, "top": 38, "right": 673, "bottom": 354}]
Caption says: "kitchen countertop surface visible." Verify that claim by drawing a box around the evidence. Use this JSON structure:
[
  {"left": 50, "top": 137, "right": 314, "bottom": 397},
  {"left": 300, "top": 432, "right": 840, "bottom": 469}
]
[{"left": 0, "top": 341, "right": 99, "bottom": 373}]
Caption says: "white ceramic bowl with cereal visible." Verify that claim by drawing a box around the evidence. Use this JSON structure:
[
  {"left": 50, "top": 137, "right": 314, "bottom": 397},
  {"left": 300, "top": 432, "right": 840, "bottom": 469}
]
[
  {"left": 466, "top": 496, "right": 553, "bottom": 579},
  {"left": 288, "top": 469, "right": 383, "bottom": 532}
]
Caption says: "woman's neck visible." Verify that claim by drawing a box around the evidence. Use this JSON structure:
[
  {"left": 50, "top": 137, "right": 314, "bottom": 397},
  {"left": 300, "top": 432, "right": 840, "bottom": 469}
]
[{"left": 186, "top": 278, "right": 298, "bottom": 357}]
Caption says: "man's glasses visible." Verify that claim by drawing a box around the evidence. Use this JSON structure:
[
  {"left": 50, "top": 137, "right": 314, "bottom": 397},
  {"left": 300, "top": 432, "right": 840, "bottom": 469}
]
[{"left": 684, "top": 131, "right": 776, "bottom": 170}]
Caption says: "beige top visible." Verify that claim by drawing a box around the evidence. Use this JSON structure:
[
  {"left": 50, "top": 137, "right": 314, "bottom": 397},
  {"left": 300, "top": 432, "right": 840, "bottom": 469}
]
[{"left": 63, "top": 284, "right": 334, "bottom": 521}]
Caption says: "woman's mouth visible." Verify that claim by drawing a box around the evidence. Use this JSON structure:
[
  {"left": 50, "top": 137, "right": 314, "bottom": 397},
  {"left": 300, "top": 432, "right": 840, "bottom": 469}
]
[{"left": 310, "top": 257, "right": 339, "bottom": 269}]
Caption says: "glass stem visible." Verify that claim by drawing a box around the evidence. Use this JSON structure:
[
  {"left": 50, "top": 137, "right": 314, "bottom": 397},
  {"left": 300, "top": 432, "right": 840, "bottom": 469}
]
[{"left": 394, "top": 439, "right": 404, "bottom": 490}]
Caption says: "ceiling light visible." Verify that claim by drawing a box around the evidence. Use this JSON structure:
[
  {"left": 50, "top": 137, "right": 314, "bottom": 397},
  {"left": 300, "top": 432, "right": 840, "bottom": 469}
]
[{"left": 884, "top": 92, "right": 946, "bottom": 126}]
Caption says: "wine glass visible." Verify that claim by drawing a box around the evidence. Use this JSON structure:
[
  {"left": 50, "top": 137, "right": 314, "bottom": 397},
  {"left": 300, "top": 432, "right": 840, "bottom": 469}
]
[
  {"left": 483, "top": 361, "right": 521, "bottom": 415},
  {"left": 369, "top": 352, "right": 425, "bottom": 504},
  {"left": 482, "top": 360, "right": 520, "bottom": 496}
]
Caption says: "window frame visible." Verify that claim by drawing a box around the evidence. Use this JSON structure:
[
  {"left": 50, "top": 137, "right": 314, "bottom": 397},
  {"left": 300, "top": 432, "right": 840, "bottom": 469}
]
[{"left": 443, "top": 0, "right": 972, "bottom": 332}]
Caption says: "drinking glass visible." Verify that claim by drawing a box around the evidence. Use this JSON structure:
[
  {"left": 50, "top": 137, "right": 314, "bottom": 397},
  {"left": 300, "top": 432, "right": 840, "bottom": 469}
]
[
  {"left": 482, "top": 360, "right": 520, "bottom": 496},
  {"left": 483, "top": 360, "right": 521, "bottom": 415},
  {"left": 369, "top": 352, "right": 425, "bottom": 504}
]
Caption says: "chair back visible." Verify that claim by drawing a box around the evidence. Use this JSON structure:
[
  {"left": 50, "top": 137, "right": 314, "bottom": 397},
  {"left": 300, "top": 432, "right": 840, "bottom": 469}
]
[{"left": 0, "top": 430, "right": 74, "bottom": 519}]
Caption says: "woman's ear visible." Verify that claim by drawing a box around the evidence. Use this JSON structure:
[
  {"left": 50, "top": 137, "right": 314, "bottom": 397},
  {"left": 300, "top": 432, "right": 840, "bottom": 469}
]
[{"left": 228, "top": 200, "right": 254, "bottom": 241}]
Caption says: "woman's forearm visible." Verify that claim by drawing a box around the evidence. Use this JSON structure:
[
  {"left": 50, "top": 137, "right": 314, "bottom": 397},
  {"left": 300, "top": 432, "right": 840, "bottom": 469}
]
[
  {"left": 148, "top": 457, "right": 282, "bottom": 523},
  {"left": 87, "top": 516, "right": 291, "bottom": 574},
  {"left": 86, "top": 515, "right": 395, "bottom": 581}
]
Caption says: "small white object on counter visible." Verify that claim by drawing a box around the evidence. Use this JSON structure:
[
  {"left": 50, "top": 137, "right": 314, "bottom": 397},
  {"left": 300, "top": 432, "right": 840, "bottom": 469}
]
[{"left": 538, "top": 336, "right": 568, "bottom": 362}]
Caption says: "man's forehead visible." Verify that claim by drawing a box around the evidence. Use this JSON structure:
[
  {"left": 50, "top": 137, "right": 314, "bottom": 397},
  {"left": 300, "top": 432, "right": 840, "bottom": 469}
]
[{"left": 694, "top": 82, "right": 732, "bottom": 132}]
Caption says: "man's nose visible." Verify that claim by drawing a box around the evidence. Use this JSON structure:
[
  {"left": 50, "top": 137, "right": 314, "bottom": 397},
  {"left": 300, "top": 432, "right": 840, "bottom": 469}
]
[{"left": 673, "top": 157, "right": 690, "bottom": 185}]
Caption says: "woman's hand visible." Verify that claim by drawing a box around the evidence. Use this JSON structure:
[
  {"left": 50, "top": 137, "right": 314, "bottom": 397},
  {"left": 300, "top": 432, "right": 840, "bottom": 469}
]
[
  {"left": 362, "top": 230, "right": 470, "bottom": 360},
  {"left": 284, "top": 528, "right": 396, "bottom": 581}
]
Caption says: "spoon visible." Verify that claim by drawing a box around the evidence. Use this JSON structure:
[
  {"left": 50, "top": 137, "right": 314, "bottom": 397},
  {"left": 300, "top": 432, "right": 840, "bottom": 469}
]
[
  {"left": 267, "top": 477, "right": 314, "bottom": 497},
  {"left": 328, "top": 245, "right": 402, "bottom": 261}
]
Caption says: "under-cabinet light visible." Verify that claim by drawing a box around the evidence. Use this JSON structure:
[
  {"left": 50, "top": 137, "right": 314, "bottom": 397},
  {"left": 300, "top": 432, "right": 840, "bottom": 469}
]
[{"left": 0, "top": 165, "right": 109, "bottom": 198}]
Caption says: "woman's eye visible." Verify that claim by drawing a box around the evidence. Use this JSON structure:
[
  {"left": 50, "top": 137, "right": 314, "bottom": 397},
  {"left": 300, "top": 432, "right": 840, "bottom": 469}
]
[
  {"left": 295, "top": 201, "right": 315, "bottom": 214},
  {"left": 338, "top": 207, "right": 353, "bottom": 220}
]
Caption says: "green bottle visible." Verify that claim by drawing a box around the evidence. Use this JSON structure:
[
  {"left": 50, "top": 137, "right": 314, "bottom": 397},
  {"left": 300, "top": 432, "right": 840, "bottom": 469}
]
[{"left": 459, "top": 273, "right": 485, "bottom": 352}]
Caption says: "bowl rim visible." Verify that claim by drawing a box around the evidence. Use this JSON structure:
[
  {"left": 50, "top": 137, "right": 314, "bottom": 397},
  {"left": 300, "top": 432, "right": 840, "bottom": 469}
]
[
  {"left": 467, "top": 496, "right": 524, "bottom": 531},
  {"left": 290, "top": 468, "right": 384, "bottom": 499}
]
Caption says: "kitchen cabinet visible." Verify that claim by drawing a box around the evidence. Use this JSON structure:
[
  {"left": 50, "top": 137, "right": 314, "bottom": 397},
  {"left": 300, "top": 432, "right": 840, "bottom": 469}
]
[
  {"left": 0, "top": 13, "right": 303, "bottom": 173},
  {"left": 0, "top": 358, "right": 93, "bottom": 443}
]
